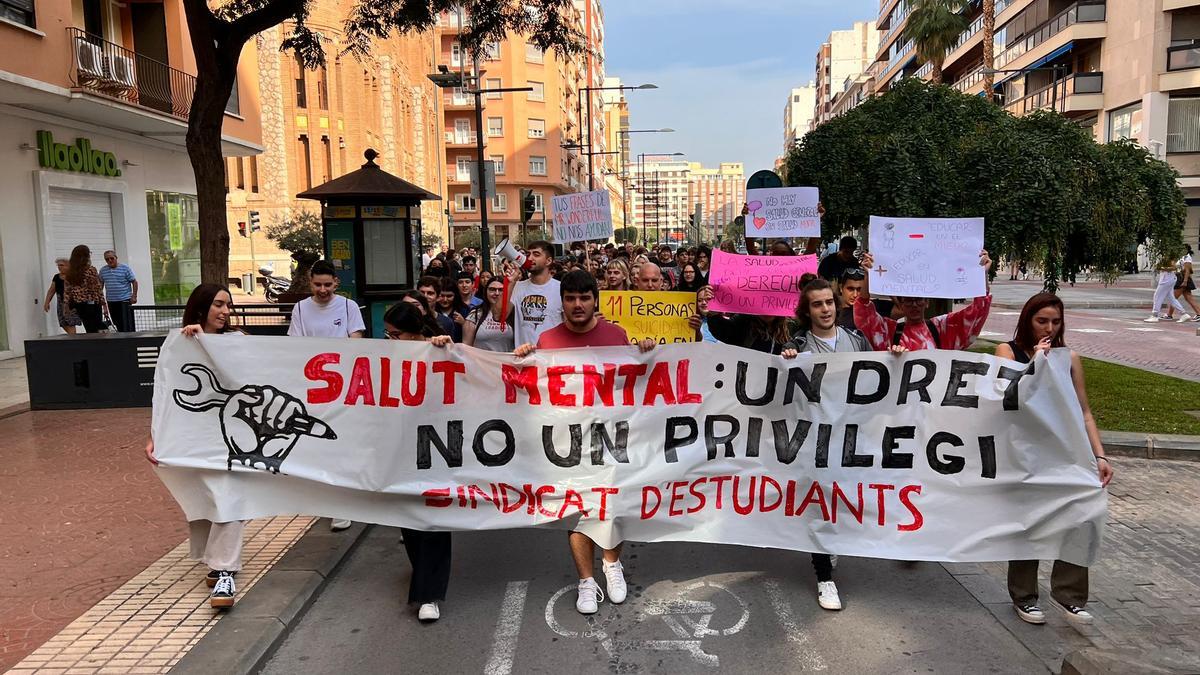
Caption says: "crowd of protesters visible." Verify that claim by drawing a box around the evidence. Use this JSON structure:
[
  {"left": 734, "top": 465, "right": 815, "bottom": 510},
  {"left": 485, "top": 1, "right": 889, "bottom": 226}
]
[{"left": 151, "top": 229, "right": 1114, "bottom": 634}]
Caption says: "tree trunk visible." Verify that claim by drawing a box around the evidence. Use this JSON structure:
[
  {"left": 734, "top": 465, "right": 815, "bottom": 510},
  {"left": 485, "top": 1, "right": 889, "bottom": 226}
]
[
  {"left": 932, "top": 60, "right": 943, "bottom": 85},
  {"left": 983, "top": 0, "right": 995, "bottom": 103},
  {"left": 187, "top": 61, "right": 237, "bottom": 286}
]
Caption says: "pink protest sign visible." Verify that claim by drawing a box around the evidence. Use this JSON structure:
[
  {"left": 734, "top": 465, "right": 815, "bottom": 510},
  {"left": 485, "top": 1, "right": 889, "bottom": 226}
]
[{"left": 707, "top": 250, "right": 818, "bottom": 317}]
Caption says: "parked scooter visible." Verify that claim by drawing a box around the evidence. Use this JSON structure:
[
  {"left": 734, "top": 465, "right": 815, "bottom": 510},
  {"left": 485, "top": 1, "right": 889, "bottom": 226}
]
[{"left": 259, "top": 265, "right": 291, "bottom": 303}]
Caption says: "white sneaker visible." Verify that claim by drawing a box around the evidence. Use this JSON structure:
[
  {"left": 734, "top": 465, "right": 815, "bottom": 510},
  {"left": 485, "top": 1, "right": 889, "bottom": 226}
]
[
  {"left": 602, "top": 560, "right": 627, "bottom": 604},
  {"left": 1058, "top": 603, "right": 1094, "bottom": 625},
  {"left": 331, "top": 519, "right": 352, "bottom": 531},
  {"left": 816, "top": 581, "right": 842, "bottom": 610},
  {"left": 418, "top": 602, "right": 440, "bottom": 622},
  {"left": 1177, "top": 314, "right": 1193, "bottom": 323},
  {"left": 576, "top": 577, "right": 605, "bottom": 614},
  {"left": 1015, "top": 602, "right": 1046, "bottom": 625},
  {"left": 1143, "top": 315, "right": 1161, "bottom": 322}
]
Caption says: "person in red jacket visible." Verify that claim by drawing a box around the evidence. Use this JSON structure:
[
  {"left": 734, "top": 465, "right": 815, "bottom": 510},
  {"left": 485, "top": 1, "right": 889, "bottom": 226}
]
[{"left": 855, "top": 249, "right": 993, "bottom": 351}]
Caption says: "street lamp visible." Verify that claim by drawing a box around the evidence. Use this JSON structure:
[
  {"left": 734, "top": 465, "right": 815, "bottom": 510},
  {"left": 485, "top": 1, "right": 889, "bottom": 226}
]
[
  {"left": 578, "top": 83, "right": 660, "bottom": 190},
  {"left": 636, "top": 152, "right": 685, "bottom": 246},
  {"left": 428, "top": 64, "right": 531, "bottom": 273},
  {"left": 981, "top": 64, "right": 1069, "bottom": 114}
]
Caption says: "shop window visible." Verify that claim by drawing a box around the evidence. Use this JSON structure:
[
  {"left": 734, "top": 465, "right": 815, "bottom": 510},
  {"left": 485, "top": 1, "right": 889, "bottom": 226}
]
[{"left": 146, "top": 191, "right": 201, "bottom": 304}]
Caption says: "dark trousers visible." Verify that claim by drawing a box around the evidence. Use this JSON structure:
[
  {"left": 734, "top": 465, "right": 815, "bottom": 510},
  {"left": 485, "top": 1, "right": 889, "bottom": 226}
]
[
  {"left": 108, "top": 300, "right": 134, "bottom": 332},
  {"left": 811, "top": 553, "right": 832, "bottom": 582},
  {"left": 75, "top": 302, "right": 106, "bottom": 333},
  {"left": 1008, "top": 559, "right": 1088, "bottom": 607},
  {"left": 401, "top": 529, "right": 451, "bottom": 604}
]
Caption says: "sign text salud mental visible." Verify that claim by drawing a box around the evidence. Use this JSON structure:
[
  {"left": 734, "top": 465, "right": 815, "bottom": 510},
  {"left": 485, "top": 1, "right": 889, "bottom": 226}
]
[
  {"left": 552, "top": 190, "right": 613, "bottom": 242},
  {"left": 153, "top": 334, "right": 1106, "bottom": 566}
]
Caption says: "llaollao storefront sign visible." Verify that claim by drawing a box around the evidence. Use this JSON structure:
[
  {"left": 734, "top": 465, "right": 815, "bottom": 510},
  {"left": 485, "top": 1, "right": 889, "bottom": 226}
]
[{"left": 36, "top": 130, "right": 121, "bottom": 177}]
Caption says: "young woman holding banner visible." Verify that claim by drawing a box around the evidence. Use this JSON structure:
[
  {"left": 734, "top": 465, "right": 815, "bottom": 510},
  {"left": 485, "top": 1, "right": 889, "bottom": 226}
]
[
  {"left": 382, "top": 301, "right": 455, "bottom": 622},
  {"left": 146, "top": 284, "right": 246, "bottom": 609},
  {"left": 995, "top": 292, "right": 1113, "bottom": 628}
]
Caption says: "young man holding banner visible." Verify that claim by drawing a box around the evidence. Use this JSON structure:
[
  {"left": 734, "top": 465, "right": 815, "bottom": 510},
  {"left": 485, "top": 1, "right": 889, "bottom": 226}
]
[{"left": 515, "top": 270, "right": 655, "bottom": 615}]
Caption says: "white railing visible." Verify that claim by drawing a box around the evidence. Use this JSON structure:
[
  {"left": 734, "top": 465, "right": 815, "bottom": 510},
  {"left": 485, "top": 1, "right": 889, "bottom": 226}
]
[{"left": 952, "top": 66, "right": 987, "bottom": 92}]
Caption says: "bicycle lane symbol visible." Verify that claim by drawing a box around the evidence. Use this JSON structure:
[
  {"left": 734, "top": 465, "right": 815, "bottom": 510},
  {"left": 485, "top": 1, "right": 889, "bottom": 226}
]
[{"left": 543, "top": 576, "right": 752, "bottom": 668}]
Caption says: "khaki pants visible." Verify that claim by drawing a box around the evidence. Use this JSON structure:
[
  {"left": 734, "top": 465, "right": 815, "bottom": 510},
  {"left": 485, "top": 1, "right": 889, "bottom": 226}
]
[
  {"left": 189, "top": 520, "right": 245, "bottom": 572},
  {"left": 1007, "top": 559, "right": 1088, "bottom": 608}
]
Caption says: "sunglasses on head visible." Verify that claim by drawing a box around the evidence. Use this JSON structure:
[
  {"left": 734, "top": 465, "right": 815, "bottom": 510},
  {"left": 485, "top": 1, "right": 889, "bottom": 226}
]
[{"left": 841, "top": 268, "right": 865, "bottom": 281}]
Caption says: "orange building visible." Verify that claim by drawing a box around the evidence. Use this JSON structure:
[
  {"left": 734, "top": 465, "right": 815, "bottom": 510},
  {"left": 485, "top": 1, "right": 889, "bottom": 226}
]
[
  {"left": 0, "top": 0, "right": 261, "bottom": 356},
  {"left": 438, "top": 3, "right": 602, "bottom": 246},
  {"left": 224, "top": 0, "right": 445, "bottom": 280}
]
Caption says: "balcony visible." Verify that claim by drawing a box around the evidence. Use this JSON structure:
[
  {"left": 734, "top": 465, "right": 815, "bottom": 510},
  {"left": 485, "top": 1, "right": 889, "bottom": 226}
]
[
  {"left": 1003, "top": 72, "right": 1104, "bottom": 115},
  {"left": 943, "top": 13, "right": 986, "bottom": 71},
  {"left": 443, "top": 93, "right": 473, "bottom": 109},
  {"left": 68, "top": 28, "right": 195, "bottom": 119},
  {"left": 995, "top": 2, "right": 1106, "bottom": 70},
  {"left": 439, "top": 13, "right": 465, "bottom": 32},
  {"left": 952, "top": 65, "right": 988, "bottom": 94},
  {"left": 1162, "top": 42, "right": 1200, "bottom": 90},
  {"left": 444, "top": 131, "right": 480, "bottom": 147}
]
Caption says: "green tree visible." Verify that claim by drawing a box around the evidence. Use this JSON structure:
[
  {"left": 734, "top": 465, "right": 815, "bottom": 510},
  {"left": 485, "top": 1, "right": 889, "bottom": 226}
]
[
  {"left": 785, "top": 79, "right": 1185, "bottom": 292},
  {"left": 613, "top": 226, "right": 638, "bottom": 242},
  {"left": 183, "top": 0, "right": 583, "bottom": 284},
  {"left": 905, "top": 0, "right": 970, "bottom": 84},
  {"left": 264, "top": 211, "right": 323, "bottom": 292}
]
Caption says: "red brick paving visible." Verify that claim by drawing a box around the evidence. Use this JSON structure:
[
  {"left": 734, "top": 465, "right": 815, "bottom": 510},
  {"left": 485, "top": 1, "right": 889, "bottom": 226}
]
[{"left": 0, "top": 408, "right": 186, "bottom": 671}]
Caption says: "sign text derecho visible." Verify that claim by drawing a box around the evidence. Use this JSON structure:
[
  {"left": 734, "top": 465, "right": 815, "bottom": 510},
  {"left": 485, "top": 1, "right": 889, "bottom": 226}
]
[{"left": 152, "top": 334, "right": 1106, "bottom": 565}]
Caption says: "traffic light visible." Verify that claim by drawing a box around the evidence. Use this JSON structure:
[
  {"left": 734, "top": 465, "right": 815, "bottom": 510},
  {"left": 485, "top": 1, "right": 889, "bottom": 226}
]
[
  {"left": 237, "top": 221, "right": 247, "bottom": 237},
  {"left": 521, "top": 189, "right": 536, "bottom": 225},
  {"left": 248, "top": 210, "right": 261, "bottom": 232}
]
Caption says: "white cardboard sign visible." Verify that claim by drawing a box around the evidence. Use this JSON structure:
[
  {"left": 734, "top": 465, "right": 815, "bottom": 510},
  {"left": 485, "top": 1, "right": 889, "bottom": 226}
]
[
  {"left": 744, "top": 187, "right": 820, "bottom": 238},
  {"left": 869, "top": 216, "right": 986, "bottom": 299},
  {"left": 551, "top": 190, "right": 613, "bottom": 242}
]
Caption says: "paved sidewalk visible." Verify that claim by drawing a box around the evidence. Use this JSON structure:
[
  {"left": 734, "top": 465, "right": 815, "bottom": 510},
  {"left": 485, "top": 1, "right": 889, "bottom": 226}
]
[
  {"left": 988, "top": 275, "right": 1158, "bottom": 309},
  {"left": 0, "top": 356, "right": 28, "bottom": 414}
]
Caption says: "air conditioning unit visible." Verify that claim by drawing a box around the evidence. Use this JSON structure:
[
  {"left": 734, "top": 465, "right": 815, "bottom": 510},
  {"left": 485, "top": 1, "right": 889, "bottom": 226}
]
[
  {"left": 75, "top": 38, "right": 104, "bottom": 82},
  {"left": 105, "top": 54, "right": 136, "bottom": 91}
]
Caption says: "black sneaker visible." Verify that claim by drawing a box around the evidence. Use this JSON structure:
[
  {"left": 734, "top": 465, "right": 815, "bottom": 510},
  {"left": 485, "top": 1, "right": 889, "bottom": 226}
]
[
  {"left": 1058, "top": 603, "right": 1094, "bottom": 624},
  {"left": 210, "top": 571, "right": 236, "bottom": 609},
  {"left": 206, "top": 569, "right": 237, "bottom": 588},
  {"left": 1014, "top": 602, "right": 1046, "bottom": 625}
]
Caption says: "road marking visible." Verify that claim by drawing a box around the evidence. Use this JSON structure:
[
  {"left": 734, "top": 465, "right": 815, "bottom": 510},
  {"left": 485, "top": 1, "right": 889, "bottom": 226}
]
[
  {"left": 996, "top": 311, "right": 1021, "bottom": 316},
  {"left": 1128, "top": 327, "right": 1164, "bottom": 332},
  {"left": 484, "top": 581, "right": 529, "bottom": 675},
  {"left": 1068, "top": 328, "right": 1112, "bottom": 333},
  {"left": 979, "top": 331, "right": 1004, "bottom": 337},
  {"left": 764, "top": 579, "right": 826, "bottom": 671}
]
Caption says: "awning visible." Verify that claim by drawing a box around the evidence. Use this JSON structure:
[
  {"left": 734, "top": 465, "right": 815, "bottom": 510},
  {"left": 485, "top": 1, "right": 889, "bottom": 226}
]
[{"left": 994, "top": 41, "right": 1075, "bottom": 88}]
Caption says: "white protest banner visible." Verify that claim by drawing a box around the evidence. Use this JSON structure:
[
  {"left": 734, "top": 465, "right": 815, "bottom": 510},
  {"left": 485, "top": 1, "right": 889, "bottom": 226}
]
[
  {"left": 153, "top": 333, "right": 1106, "bottom": 565},
  {"left": 551, "top": 190, "right": 613, "bottom": 242},
  {"left": 869, "top": 216, "right": 986, "bottom": 299},
  {"left": 744, "top": 187, "right": 821, "bottom": 238}
]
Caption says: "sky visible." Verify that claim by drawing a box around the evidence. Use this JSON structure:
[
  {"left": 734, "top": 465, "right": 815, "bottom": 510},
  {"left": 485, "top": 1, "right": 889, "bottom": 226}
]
[{"left": 603, "top": 0, "right": 879, "bottom": 174}]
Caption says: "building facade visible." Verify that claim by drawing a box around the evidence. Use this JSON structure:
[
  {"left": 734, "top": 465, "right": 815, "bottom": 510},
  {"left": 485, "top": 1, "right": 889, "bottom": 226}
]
[
  {"left": 863, "top": 0, "right": 1200, "bottom": 246},
  {"left": 0, "top": 0, "right": 261, "bottom": 356},
  {"left": 689, "top": 162, "right": 745, "bottom": 243},
  {"left": 784, "top": 84, "right": 817, "bottom": 150},
  {"left": 224, "top": 1, "right": 445, "bottom": 281},
  {"left": 439, "top": 2, "right": 601, "bottom": 247},
  {"left": 630, "top": 155, "right": 691, "bottom": 243},
  {"left": 814, "top": 21, "right": 880, "bottom": 126}
]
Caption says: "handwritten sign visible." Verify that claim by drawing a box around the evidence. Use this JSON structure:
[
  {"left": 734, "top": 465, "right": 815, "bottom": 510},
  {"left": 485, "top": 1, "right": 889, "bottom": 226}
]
[
  {"left": 743, "top": 187, "right": 820, "bottom": 238},
  {"left": 601, "top": 291, "right": 696, "bottom": 344},
  {"left": 868, "top": 216, "right": 985, "bottom": 299},
  {"left": 552, "top": 190, "right": 613, "bottom": 242},
  {"left": 707, "top": 250, "right": 818, "bottom": 317}
]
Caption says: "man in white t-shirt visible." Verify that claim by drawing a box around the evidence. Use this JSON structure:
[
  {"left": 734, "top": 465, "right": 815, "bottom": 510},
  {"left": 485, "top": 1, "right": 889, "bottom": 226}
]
[
  {"left": 288, "top": 260, "right": 366, "bottom": 339},
  {"left": 507, "top": 241, "right": 562, "bottom": 346},
  {"left": 287, "top": 259, "right": 364, "bottom": 531}
]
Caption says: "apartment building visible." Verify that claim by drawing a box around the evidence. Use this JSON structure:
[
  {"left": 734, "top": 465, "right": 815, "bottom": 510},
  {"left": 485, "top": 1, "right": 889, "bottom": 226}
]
[
  {"left": 439, "top": 3, "right": 600, "bottom": 246},
  {"left": 784, "top": 84, "right": 817, "bottom": 150},
  {"left": 814, "top": 21, "right": 880, "bottom": 126},
  {"left": 689, "top": 162, "right": 745, "bottom": 242},
  {"left": 0, "top": 0, "right": 262, "bottom": 356},
  {"left": 224, "top": 1, "right": 444, "bottom": 280},
  {"left": 865, "top": 0, "right": 1200, "bottom": 245},
  {"left": 630, "top": 155, "right": 691, "bottom": 242}
]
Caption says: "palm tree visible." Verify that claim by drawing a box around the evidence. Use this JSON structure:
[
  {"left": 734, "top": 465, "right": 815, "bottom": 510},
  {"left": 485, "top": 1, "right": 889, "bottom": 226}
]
[
  {"left": 905, "top": 0, "right": 971, "bottom": 84},
  {"left": 982, "top": 0, "right": 996, "bottom": 102}
]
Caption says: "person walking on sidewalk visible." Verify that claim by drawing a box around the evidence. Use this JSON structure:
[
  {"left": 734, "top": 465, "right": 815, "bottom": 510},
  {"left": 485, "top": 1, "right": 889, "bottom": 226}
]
[
  {"left": 1164, "top": 245, "right": 1200, "bottom": 322},
  {"left": 382, "top": 302, "right": 455, "bottom": 622},
  {"left": 43, "top": 257, "right": 81, "bottom": 334},
  {"left": 62, "top": 245, "right": 109, "bottom": 333},
  {"left": 995, "top": 292, "right": 1114, "bottom": 628},
  {"left": 514, "top": 271, "right": 656, "bottom": 615},
  {"left": 146, "top": 283, "right": 248, "bottom": 609},
  {"left": 1145, "top": 253, "right": 1188, "bottom": 322},
  {"left": 99, "top": 250, "right": 138, "bottom": 332},
  {"left": 287, "top": 259, "right": 365, "bottom": 531}
]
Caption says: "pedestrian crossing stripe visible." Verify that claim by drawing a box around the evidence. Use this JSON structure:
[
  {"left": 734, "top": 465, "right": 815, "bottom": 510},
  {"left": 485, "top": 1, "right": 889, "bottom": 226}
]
[
  {"left": 1127, "top": 327, "right": 1164, "bottom": 332},
  {"left": 1068, "top": 328, "right": 1112, "bottom": 333}
]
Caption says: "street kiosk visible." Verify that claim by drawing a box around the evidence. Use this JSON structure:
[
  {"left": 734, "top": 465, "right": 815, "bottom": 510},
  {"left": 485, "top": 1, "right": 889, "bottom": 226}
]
[{"left": 296, "top": 149, "right": 441, "bottom": 337}]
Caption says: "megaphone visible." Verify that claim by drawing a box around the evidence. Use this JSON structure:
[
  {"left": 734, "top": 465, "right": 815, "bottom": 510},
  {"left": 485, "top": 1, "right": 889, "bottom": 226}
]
[{"left": 493, "top": 238, "right": 532, "bottom": 270}]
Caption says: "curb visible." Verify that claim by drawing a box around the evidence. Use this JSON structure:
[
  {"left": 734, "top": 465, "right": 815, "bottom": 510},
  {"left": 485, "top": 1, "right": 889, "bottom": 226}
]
[
  {"left": 169, "top": 519, "right": 370, "bottom": 675},
  {"left": 1099, "top": 431, "right": 1200, "bottom": 463},
  {"left": 1062, "top": 646, "right": 1200, "bottom": 674}
]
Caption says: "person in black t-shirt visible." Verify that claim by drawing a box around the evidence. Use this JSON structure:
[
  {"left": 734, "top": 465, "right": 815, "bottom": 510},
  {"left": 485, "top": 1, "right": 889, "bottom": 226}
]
[{"left": 817, "top": 236, "right": 859, "bottom": 282}]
